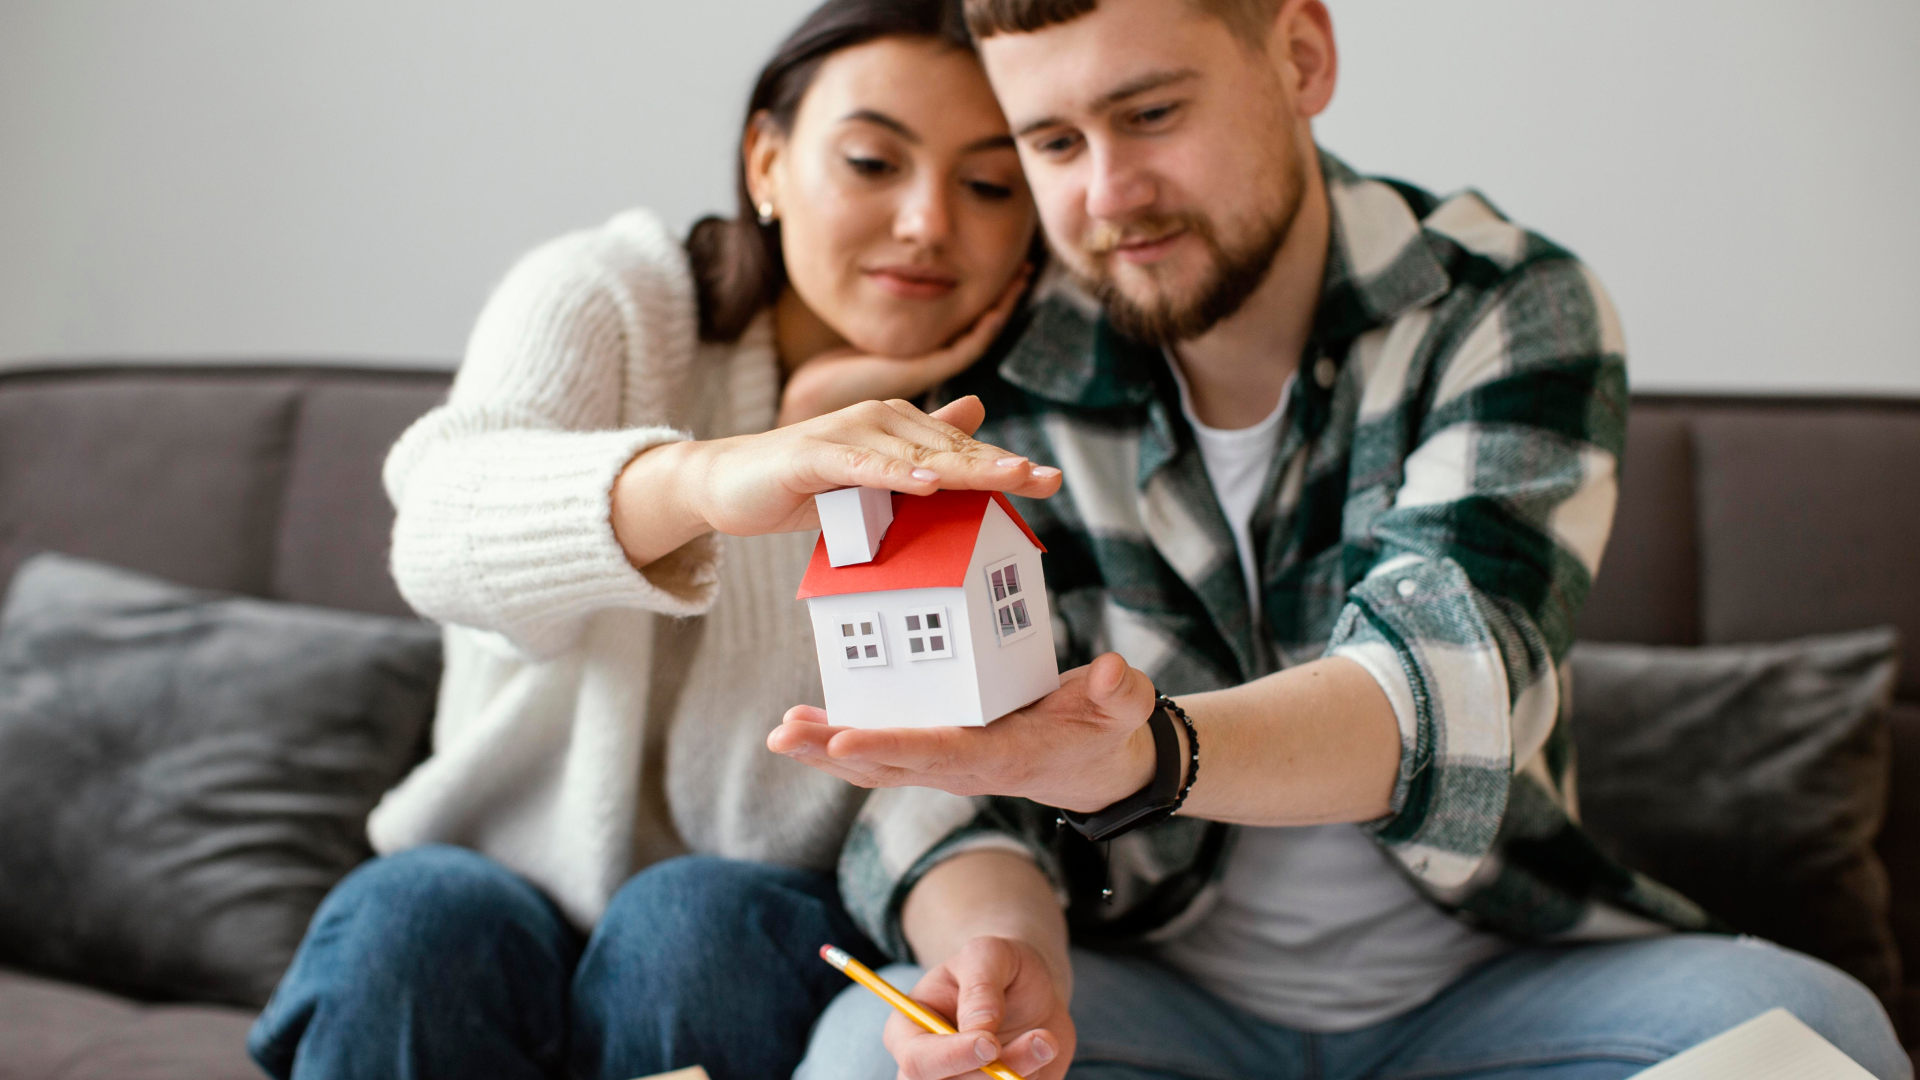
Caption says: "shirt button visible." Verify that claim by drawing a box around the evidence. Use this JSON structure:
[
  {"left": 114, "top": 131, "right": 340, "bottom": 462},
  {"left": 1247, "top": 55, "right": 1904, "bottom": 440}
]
[
  {"left": 1397, "top": 578, "right": 1419, "bottom": 598},
  {"left": 1314, "top": 357, "right": 1337, "bottom": 389}
]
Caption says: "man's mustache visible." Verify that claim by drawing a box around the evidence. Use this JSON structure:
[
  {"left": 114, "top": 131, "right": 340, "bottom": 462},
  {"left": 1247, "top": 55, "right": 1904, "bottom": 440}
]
[{"left": 1082, "top": 215, "right": 1195, "bottom": 256}]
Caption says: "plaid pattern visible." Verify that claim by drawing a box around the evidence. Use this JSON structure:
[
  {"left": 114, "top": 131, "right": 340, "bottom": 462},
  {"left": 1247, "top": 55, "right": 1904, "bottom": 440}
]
[{"left": 839, "top": 151, "right": 1714, "bottom": 960}]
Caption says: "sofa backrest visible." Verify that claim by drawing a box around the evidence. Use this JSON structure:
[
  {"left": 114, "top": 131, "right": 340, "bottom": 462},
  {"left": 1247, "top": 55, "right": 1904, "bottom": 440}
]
[{"left": 0, "top": 365, "right": 446, "bottom": 619}]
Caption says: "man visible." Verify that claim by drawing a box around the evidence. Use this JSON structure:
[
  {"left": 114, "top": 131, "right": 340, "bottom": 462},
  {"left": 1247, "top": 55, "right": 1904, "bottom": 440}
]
[{"left": 772, "top": 1, "right": 1909, "bottom": 1078}]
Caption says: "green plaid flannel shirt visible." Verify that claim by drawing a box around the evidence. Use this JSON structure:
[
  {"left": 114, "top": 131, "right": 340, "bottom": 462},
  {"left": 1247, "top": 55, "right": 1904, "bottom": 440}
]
[{"left": 838, "top": 151, "right": 1713, "bottom": 959}]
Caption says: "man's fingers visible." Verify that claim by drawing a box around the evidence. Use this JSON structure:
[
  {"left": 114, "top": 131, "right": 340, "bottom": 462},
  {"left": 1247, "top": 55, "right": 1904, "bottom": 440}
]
[
  {"left": 823, "top": 725, "right": 988, "bottom": 774},
  {"left": 947, "top": 939, "right": 1019, "bottom": 1032},
  {"left": 998, "top": 1029, "right": 1062, "bottom": 1076},
  {"left": 1085, "top": 652, "right": 1155, "bottom": 721},
  {"left": 892, "top": 1028, "right": 1003, "bottom": 1080}
]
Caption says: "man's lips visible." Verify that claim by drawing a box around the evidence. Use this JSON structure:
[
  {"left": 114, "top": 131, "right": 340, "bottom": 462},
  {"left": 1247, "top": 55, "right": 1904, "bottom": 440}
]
[
  {"left": 1110, "top": 227, "right": 1189, "bottom": 266},
  {"left": 863, "top": 266, "right": 959, "bottom": 299}
]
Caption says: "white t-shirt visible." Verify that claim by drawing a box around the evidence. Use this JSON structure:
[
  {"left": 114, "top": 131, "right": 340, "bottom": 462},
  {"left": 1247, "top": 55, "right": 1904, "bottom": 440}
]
[{"left": 1157, "top": 353, "right": 1510, "bottom": 1031}]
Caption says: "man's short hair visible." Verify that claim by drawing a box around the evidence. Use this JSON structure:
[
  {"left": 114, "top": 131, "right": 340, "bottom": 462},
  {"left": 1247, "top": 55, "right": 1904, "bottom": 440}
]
[{"left": 963, "top": 0, "right": 1282, "bottom": 47}]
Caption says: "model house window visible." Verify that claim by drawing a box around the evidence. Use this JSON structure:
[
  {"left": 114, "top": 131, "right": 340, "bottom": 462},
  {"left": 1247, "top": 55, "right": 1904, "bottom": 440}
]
[
  {"left": 836, "top": 613, "right": 888, "bottom": 668},
  {"left": 902, "top": 607, "right": 954, "bottom": 661},
  {"left": 985, "top": 557, "right": 1036, "bottom": 646}
]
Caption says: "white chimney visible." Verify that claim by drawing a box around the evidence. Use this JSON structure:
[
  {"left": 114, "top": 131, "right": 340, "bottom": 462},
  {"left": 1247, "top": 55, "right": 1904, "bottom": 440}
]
[{"left": 815, "top": 487, "right": 895, "bottom": 567}]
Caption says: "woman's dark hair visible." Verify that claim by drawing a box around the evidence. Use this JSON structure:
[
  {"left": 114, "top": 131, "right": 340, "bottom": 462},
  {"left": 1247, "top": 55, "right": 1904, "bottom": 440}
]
[{"left": 686, "top": 0, "right": 976, "bottom": 342}]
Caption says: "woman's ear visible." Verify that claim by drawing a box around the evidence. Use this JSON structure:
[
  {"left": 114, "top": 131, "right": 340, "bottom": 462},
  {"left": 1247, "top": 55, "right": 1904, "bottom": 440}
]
[{"left": 743, "top": 111, "right": 785, "bottom": 220}]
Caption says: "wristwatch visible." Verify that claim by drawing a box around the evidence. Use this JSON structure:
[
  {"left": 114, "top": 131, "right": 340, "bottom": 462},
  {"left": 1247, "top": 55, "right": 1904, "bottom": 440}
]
[{"left": 1060, "top": 693, "right": 1200, "bottom": 843}]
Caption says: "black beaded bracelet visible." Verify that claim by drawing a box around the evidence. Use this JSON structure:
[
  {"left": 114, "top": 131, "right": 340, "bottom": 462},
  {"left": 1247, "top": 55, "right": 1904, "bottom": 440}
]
[{"left": 1161, "top": 693, "right": 1200, "bottom": 814}]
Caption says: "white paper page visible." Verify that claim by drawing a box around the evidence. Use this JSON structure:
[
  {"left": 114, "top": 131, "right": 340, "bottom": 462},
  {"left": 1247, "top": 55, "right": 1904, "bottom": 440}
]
[{"left": 1632, "top": 1008, "right": 1874, "bottom": 1079}]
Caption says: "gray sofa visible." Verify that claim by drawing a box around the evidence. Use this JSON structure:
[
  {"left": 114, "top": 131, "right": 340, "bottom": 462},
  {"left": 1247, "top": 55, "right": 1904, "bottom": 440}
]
[{"left": 0, "top": 363, "right": 1915, "bottom": 1078}]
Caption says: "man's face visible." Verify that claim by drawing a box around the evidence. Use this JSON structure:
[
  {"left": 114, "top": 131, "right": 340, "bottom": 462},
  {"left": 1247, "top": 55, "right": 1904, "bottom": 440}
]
[{"left": 979, "top": 0, "right": 1309, "bottom": 344}]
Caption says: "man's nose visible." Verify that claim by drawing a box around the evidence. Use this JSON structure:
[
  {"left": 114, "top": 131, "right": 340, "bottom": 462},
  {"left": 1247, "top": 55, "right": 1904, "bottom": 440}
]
[
  {"left": 894, "top": 179, "right": 954, "bottom": 247},
  {"left": 1084, "top": 146, "right": 1155, "bottom": 222}
]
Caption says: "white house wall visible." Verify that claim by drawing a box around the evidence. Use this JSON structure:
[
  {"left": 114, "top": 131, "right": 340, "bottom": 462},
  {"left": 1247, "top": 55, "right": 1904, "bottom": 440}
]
[
  {"left": 965, "top": 500, "right": 1062, "bottom": 722},
  {"left": 806, "top": 586, "right": 983, "bottom": 728}
]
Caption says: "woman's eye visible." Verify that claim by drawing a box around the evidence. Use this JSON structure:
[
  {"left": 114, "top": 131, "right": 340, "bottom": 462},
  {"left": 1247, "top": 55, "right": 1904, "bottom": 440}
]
[
  {"left": 846, "top": 156, "right": 894, "bottom": 177},
  {"left": 966, "top": 180, "right": 1014, "bottom": 201}
]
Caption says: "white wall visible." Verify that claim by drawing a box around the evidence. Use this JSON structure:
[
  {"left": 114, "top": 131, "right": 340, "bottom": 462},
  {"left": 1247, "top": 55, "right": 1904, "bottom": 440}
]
[{"left": 2, "top": 1, "right": 1915, "bottom": 393}]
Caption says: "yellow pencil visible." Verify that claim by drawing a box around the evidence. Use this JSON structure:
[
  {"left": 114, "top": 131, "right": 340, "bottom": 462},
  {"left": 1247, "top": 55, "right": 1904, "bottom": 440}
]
[{"left": 819, "top": 944, "right": 1028, "bottom": 1080}]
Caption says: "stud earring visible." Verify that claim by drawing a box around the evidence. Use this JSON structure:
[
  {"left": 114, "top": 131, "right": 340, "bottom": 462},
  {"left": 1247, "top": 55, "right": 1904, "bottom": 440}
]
[{"left": 757, "top": 201, "right": 776, "bottom": 225}]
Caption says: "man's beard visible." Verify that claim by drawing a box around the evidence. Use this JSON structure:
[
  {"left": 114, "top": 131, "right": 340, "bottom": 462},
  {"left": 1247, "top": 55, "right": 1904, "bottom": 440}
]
[{"left": 1068, "top": 157, "right": 1305, "bottom": 345}]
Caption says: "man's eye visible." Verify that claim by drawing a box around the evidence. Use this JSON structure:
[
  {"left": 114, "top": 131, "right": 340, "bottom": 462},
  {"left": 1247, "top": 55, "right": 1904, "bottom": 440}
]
[
  {"left": 1133, "top": 104, "right": 1178, "bottom": 126},
  {"left": 846, "top": 157, "right": 893, "bottom": 177},
  {"left": 966, "top": 180, "right": 1014, "bottom": 201},
  {"left": 1036, "top": 133, "right": 1080, "bottom": 156}
]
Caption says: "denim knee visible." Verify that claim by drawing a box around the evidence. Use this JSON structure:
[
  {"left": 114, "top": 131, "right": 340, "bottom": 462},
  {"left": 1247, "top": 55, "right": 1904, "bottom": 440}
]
[
  {"left": 1700, "top": 938, "right": 1910, "bottom": 1080},
  {"left": 571, "top": 856, "right": 878, "bottom": 1080},
  {"left": 795, "top": 963, "right": 925, "bottom": 1080},
  {"left": 248, "top": 844, "right": 579, "bottom": 1080},
  {"left": 585, "top": 855, "right": 846, "bottom": 982},
  {"left": 1578, "top": 935, "right": 1909, "bottom": 1080}
]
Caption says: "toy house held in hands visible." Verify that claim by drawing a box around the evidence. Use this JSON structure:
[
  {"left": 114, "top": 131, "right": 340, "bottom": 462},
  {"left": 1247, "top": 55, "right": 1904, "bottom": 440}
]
[{"left": 797, "top": 487, "right": 1061, "bottom": 729}]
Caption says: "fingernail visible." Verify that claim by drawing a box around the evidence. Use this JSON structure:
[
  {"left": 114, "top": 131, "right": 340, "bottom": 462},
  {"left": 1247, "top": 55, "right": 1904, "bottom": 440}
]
[
  {"left": 1031, "top": 465, "right": 1060, "bottom": 478},
  {"left": 995, "top": 456, "right": 1027, "bottom": 468},
  {"left": 1033, "top": 1035, "right": 1056, "bottom": 1063},
  {"left": 974, "top": 1037, "right": 997, "bottom": 1064},
  {"left": 911, "top": 468, "right": 939, "bottom": 481}
]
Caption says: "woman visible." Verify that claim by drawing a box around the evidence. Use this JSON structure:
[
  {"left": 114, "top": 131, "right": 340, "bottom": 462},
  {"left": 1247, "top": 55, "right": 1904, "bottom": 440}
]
[{"left": 246, "top": 3, "right": 1056, "bottom": 1078}]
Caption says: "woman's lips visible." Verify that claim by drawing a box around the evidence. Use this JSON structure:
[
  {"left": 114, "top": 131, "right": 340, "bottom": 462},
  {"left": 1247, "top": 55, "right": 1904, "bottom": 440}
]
[{"left": 864, "top": 267, "right": 959, "bottom": 299}]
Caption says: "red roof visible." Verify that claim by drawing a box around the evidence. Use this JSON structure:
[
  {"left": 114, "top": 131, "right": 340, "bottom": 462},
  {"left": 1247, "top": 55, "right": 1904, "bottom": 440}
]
[{"left": 795, "top": 489, "right": 1045, "bottom": 600}]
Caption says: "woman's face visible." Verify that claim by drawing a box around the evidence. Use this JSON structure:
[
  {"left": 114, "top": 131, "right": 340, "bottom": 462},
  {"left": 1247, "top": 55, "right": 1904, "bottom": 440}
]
[{"left": 750, "top": 36, "right": 1036, "bottom": 359}]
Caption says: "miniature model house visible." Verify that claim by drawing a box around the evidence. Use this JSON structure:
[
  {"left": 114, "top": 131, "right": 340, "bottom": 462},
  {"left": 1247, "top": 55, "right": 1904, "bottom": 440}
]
[{"left": 797, "top": 487, "right": 1060, "bottom": 729}]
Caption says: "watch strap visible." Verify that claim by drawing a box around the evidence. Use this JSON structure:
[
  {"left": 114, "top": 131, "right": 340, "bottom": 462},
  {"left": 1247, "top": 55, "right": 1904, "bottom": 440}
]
[{"left": 1061, "top": 694, "right": 1187, "bottom": 843}]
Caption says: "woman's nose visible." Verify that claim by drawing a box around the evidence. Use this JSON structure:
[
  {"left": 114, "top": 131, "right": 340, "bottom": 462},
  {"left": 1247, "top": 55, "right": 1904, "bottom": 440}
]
[
  {"left": 1085, "top": 147, "right": 1155, "bottom": 222},
  {"left": 893, "top": 180, "right": 954, "bottom": 247}
]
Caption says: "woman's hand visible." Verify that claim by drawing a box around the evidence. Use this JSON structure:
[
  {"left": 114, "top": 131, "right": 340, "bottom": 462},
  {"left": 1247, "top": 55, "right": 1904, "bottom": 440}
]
[
  {"left": 775, "top": 266, "right": 1030, "bottom": 427},
  {"left": 611, "top": 394, "right": 1060, "bottom": 569},
  {"left": 886, "top": 936, "right": 1071, "bottom": 1080}
]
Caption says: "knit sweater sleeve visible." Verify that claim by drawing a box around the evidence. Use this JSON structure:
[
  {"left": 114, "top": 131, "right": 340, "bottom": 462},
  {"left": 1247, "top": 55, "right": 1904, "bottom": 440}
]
[{"left": 384, "top": 211, "right": 719, "bottom": 657}]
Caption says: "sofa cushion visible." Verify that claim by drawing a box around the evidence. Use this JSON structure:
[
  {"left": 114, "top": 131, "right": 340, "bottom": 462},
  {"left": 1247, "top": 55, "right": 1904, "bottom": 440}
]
[
  {"left": 1572, "top": 627, "right": 1901, "bottom": 1005},
  {"left": 0, "top": 553, "right": 440, "bottom": 1008},
  {"left": 0, "top": 966, "right": 259, "bottom": 1080}
]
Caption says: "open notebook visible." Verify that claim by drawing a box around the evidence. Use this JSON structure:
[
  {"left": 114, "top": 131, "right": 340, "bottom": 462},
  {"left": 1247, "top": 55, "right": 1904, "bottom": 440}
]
[{"left": 1632, "top": 1008, "right": 1875, "bottom": 1079}]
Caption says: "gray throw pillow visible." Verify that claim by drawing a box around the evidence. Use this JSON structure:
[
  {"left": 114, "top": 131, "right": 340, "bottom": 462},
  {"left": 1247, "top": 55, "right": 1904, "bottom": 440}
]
[
  {"left": 0, "top": 553, "right": 440, "bottom": 1008},
  {"left": 1571, "top": 628, "right": 1901, "bottom": 1005}
]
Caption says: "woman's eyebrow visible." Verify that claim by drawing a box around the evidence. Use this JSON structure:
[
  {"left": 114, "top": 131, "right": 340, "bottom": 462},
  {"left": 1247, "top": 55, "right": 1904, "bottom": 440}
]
[
  {"left": 841, "top": 109, "right": 1015, "bottom": 154},
  {"left": 842, "top": 109, "right": 920, "bottom": 143}
]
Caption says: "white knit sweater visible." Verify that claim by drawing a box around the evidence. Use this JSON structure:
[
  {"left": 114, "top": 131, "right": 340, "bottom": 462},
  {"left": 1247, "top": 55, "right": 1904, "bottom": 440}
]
[{"left": 367, "top": 209, "right": 865, "bottom": 929}]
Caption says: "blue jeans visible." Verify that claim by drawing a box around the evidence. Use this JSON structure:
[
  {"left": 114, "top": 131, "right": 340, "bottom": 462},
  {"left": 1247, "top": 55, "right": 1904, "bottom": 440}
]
[
  {"left": 798, "top": 936, "right": 1910, "bottom": 1080},
  {"left": 249, "top": 845, "right": 885, "bottom": 1080}
]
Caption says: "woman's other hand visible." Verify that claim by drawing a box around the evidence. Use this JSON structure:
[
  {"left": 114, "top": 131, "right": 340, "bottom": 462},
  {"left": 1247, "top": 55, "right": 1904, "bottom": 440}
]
[
  {"left": 610, "top": 394, "right": 1059, "bottom": 568},
  {"left": 775, "top": 265, "right": 1030, "bottom": 427},
  {"left": 885, "top": 935, "right": 1071, "bottom": 1080}
]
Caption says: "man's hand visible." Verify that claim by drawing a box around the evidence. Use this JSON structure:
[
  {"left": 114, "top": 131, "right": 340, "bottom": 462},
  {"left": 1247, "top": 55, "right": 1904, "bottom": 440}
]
[
  {"left": 768, "top": 653, "right": 1159, "bottom": 813},
  {"left": 886, "top": 936, "right": 1071, "bottom": 1080}
]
